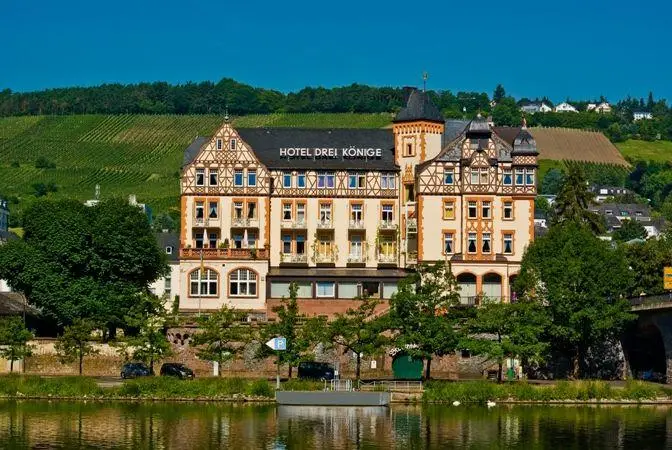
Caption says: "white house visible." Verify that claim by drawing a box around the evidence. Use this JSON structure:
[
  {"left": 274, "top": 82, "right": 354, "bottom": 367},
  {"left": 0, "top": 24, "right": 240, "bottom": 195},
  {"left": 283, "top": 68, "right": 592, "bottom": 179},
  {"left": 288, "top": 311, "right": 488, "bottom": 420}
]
[
  {"left": 539, "top": 103, "right": 553, "bottom": 113},
  {"left": 520, "top": 102, "right": 552, "bottom": 114},
  {"left": 149, "top": 232, "right": 181, "bottom": 308},
  {"left": 554, "top": 102, "right": 578, "bottom": 113},
  {"left": 594, "top": 102, "right": 612, "bottom": 114},
  {"left": 586, "top": 103, "right": 597, "bottom": 111},
  {"left": 633, "top": 111, "right": 653, "bottom": 121}
]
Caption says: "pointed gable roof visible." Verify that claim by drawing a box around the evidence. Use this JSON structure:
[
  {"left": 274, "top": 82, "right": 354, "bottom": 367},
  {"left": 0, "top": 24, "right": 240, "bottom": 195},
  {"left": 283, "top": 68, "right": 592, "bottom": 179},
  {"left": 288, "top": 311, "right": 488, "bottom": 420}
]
[
  {"left": 394, "top": 88, "right": 444, "bottom": 124},
  {"left": 512, "top": 127, "right": 539, "bottom": 156}
]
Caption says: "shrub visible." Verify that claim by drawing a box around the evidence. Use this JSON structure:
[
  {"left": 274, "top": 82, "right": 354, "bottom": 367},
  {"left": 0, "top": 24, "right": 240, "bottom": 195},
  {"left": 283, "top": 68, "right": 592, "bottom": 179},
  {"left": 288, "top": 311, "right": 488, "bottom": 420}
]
[
  {"left": 248, "top": 379, "right": 273, "bottom": 397},
  {"left": 35, "top": 156, "right": 56, "bottom": 169},
  {"left": 281, "top": 379, "right": 323, "bottom": 391},
  {"left": 623, "top": 380, "right": 659, "bottom": 400}
]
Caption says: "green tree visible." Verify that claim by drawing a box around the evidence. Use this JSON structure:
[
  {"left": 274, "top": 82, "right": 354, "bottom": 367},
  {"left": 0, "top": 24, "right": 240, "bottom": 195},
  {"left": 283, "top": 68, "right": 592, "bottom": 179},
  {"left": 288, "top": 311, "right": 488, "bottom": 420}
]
[
  {"left": 624, "top": 232, "right": 672, "bottom": 296},
  {"left": 123, "top": 295, "right": 172, "bottom": 374},
  {"left": 460, "top": 298, "right": 549, "bottom": 382},
  {"left": 0, "top": 317, "right": 34, "bottom": 373},
  {"left": 612, "top": 219, "right": 648, "bottom": 242},
  {"left": 534, "top": 196, "right": 551, "bottom": 215},
  {"left": 55, "top": 319, "right": 99, "bottom": 375},
  {"left": 389, "top": 262, "right": 466, "bottom": 379},
  {"left": 153, "top": 213, "right": 176, "bottom": 232},
  {"left": 0, "top": 199, "right": 167, "bottom": 332},
  {"left": 517, "top": 222, "right": 635, "bottom": 378},
  {"left": 192, "top": 305, "right": 250, "bottom": 376},
  {"left": 540, "top": 168, "right": 565, "bottom": 195},
  {"left": 552, "top": 165, "right": 604, "bottom": 234},
  {"left": 324, "top": 297, "right": 389, "bottom": 382},
  {"left": 493, "top": 84, "right": 506, "bottom": 103},
  {"left": 492, "top": 97, "right": 520, "bottom": 126}
]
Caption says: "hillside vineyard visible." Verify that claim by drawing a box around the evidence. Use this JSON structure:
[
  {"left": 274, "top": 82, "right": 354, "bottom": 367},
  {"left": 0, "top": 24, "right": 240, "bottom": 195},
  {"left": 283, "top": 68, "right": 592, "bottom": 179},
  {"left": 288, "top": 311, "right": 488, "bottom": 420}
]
[{"left": 178, "top": 89, "right": 537, "bottom": 318}]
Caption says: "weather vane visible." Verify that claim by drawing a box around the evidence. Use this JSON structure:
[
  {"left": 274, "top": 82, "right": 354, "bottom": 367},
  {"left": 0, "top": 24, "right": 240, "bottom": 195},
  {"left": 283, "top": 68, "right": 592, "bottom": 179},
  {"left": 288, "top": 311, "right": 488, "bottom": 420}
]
[{"left": 422, "top": 72, "right": 428, "bottom": 92}]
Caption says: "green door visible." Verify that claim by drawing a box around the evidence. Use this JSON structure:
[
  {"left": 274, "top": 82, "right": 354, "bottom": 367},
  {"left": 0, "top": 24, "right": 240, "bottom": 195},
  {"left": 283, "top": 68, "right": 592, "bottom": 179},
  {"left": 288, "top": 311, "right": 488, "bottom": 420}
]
[{"left": 392, "top": 353, "right": 423, "bottom": 380}]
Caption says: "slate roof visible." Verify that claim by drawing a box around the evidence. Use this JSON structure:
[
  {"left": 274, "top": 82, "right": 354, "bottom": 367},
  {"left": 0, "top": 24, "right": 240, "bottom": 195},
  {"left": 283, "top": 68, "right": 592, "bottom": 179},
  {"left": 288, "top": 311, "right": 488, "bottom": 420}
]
[
  {"left": 394, "top": 89, "right": 444, "bottom": 123},
  {"left": 512, "top": 128, "right": 539, "bottom": 156},
  {"left": 182, "top": 136, "right": 209, "bottom": 168},
  {"left": 155, "top": 232, "right": 179, "bottom": 262},
  {"left": 237, "top": 128, "right": 397, "bottom": 170},
  {"left": 0, "top": 230, "right": 19, "bottom": 243},
  {"left": 443, "top": 120, "right": 470, "bottom": 142}
]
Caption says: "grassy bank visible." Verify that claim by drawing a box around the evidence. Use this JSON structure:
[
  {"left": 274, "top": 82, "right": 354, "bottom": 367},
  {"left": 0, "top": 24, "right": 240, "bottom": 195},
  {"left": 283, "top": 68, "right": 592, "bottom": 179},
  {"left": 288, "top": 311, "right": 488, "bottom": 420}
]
[{"left": 423, "top": 380, "right": 672, "bottom": 403}]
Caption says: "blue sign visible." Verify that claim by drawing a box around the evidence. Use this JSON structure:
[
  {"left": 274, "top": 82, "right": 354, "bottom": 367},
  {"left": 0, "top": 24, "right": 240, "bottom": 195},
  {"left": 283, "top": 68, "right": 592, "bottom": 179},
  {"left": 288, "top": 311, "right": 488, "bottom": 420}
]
[{"left": 266, "top": 337, "right": 287, "bottom": 351}]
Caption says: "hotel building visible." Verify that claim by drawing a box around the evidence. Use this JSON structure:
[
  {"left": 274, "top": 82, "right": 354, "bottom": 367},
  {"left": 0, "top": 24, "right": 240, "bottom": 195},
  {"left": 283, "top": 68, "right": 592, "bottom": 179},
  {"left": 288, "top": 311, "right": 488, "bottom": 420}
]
[{"left": 178, "top": 89, "right": 537, "bottom": 318}]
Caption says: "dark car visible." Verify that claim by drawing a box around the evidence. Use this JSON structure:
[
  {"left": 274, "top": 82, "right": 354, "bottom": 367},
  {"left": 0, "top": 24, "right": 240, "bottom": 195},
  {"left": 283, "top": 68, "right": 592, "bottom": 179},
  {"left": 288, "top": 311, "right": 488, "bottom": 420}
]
[
  {"left": 121, "top": 362, "right": 151, "bottom": 379},
  {"left": 160, "top": 363, "right": 195, "bottom": 379},
  {"left": 298, "top": 361, "right": 335, "bottom": 380}
]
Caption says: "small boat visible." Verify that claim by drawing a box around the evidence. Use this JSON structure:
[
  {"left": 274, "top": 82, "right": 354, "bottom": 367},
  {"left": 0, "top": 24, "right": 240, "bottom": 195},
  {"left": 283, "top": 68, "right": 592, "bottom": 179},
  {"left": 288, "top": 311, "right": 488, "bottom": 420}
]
[
  {"left": 486, "top": 400, "right": 496, "bottom": 408},
  {"left": 452, "top": 401, "right": 461, "bottom": 406}
]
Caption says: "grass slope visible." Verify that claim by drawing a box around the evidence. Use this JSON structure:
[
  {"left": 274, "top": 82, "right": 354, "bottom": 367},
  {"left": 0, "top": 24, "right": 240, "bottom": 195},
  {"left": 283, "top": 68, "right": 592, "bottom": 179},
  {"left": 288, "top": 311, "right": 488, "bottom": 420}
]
[{"left": 616, "top": 139, "right": 672, "bottom": 162}]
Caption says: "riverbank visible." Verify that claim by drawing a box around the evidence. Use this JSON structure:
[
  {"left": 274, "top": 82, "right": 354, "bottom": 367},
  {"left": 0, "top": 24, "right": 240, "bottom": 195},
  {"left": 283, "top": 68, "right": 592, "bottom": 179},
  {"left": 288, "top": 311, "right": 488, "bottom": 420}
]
[{"left": 2, "top": 375, "right": 672, "bottom": 404}]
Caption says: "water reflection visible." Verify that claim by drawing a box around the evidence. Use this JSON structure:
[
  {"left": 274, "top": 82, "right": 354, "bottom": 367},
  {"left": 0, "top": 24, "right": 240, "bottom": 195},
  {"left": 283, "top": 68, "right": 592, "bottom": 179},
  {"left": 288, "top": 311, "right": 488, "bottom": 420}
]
[{"left": 0, "top": 401, "right": 670, "bottom": 449}]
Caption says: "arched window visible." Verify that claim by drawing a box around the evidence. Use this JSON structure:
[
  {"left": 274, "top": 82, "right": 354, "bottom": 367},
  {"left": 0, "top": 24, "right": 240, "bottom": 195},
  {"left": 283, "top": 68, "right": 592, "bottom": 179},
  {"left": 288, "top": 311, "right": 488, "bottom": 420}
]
[
  {"left": 229, "top": 268, "right": 257, "bottom": 297},
  {"left": 190, "top": 269, "right": 218, "bottom": 297}
]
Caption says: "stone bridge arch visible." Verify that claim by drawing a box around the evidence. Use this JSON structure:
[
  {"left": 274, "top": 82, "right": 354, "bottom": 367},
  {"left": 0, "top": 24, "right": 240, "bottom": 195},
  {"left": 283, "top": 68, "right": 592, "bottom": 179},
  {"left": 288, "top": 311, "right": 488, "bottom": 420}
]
[{"left": 623, "top": 311, "right": 672, "bottom": 382}]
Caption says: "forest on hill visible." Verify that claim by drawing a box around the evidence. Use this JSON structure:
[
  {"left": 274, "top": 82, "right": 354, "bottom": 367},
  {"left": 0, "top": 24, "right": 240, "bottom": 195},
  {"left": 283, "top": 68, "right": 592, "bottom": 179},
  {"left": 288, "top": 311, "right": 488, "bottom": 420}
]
[{"left": 1, "top": 79, "right": 672, "bottom": 142}]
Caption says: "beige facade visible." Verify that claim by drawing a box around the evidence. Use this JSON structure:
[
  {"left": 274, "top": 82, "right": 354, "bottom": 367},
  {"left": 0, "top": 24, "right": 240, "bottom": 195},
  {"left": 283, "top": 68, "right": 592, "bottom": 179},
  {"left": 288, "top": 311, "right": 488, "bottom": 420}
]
[{"left": 178, "top": 89, "right": 537, "bottom": 316}]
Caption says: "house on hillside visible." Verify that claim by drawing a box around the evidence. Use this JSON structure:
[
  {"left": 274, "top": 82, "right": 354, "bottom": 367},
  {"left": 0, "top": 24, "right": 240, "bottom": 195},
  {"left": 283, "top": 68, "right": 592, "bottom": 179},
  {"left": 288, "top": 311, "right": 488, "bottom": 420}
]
[
  {"left": 520, "top": 102, "right": 552, "bottom": 114},
  {"left": 589, "top": 203, "right": 663, "bottom": 238},
  {"left": 593, "top": 102, "right": 612, "bottom": 114},
  {"left": 149, "top": 232, "right": 181, "bottom": 306},
  {"left": 590, "top": 185, "right": 633, "bottom": 202},
  {"left": 586, "top": 103, "right": 597, "bottom": 111},
  {"left": 633, "top": 111, "right": 653, "bottom": 121},
  {"left": 554, "top": 102, "right": 578, "bottom": 113}
]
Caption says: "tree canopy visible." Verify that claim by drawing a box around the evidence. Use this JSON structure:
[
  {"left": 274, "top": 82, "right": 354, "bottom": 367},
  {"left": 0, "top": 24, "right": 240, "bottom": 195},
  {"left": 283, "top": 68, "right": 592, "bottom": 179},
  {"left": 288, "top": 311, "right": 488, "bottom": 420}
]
[
  {"left": 0, "top": 198, "right": 167, "bottom": 331},
  {"left": 552, "top": 165, "right": 604, "bottom": 234}
]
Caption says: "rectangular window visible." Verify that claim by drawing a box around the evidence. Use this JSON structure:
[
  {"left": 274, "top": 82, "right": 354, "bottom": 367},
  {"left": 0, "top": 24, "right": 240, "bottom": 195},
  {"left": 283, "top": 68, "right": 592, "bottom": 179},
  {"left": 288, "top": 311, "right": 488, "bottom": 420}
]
[
  {"left": 233, "top": 202, "right": 243, "bottom": 219},
  {"left": 247, "top": 202, "right": 257, "bottom": 219},
  {"left": 503, "top": 169, "right": 512, "bottom": 186},
  {"left": 339, "top": 282, "right": 359, "bottom": 299},
  {"left": 317, "top": 172, "right": 326, "bottom": 188},
  {"left": 443, "top": 232, "right": 454, "bottom": 254},
  {"left": 194, "top": 231, "right": 204, "bottom": 249},
  {"left": 470, "top": 169, "right": 479, "bottom": 185},
  {"left": 208, "top": 201, "right": 218, "bottom": 219},
  {"left": 319, "top": 203, "right": 331, "bottom": 222},
  {"left": 282, "top": 234, "right": 292, "bottom": 254},
  {"left": 350, "top": 235, "right": 362, "bottom": 258},
  {"left": 232, "top": 233, "right": 243, "bottom": 249},
  {"left": 482, "top": 201, "right": 491, "bottom": 219},
  {"left": 326, "top": 172, "right": 335, "bottom": 188},
  {"left": 216, "top": 139, "right": 222, "bottom": 150},
  {"left": 282, "top": 203, "right": 292, "bottom": 221},
  {"left": 443, "top": 201, "right": 455, "bottom": 220},
  {"left": 297, "top": 172, "right": 306, "bottom": 188},
  {"left": 351, "top": 204, "right": 363, "bottom": 222},
  {"left": 379, "top": 237, "right": 395, "bottom": 257},
  {"left": 296, "top": 234, "right": 306, "bottom": 254},
  {"left": 316, "top": 281, "right": 335, "bottom": 298},
  {"left": 296, "top": 203, "right": 306, "bottom": 223},
  {"left": 503, "top": 201, "right": 513, "bottom": 219},
  {"left": 247, "top": 170, "right": 257, "bottom": 187},
  {"left": 503, "top": 233, "right": 513, "bottom": 254},
  {"left": 234, "top": 170, "right": 244, "bottom": 187},
  {"left": 404, "top": 143, "right": 414, "bottom": 157},
  {"left": 525, "top": 168, "right": 535, "bottom": 186},
  {"left": 283, "top": 171, "right": 292, "bottom": 188},
  {"left": 381, "top": 173, "right": 395, "bottom": 190},
  {"left": 196, "top": 169, "right": 205, "bottom": 186},
  {"left": 515, "top": 169, "right": 524, "bottom": 185},
  {"left": 480, "top": 168, "right": 488, "bottom": 185},
  {"left": 468, "top": 201, "right": 477, "bottom": 219},
  {"left": 195, "top": 201, "right": 204, "bottom": 219},
  {"left": 209, "top": 169, "right": 218, "bottom": 186},
  {"left": 208, "top": 232, "right": 217, "bottom": 249},
  {"left": 247, "top": 231, "right": 257, "bottom": 248},
  {"left": 382, "top": 204, "right": 393, "bottom": 222},
  {"left": 444, "top": 168, "right": 454, "bottom": 185},
  {"left": 468, "top": 233, "right": 477, "bottom": 254},
  {"left": 230, "top": 139, "right": 237, "bottom": 150},
  {"left": 482, "top": 233, "right": 491, "bottom": 254}
]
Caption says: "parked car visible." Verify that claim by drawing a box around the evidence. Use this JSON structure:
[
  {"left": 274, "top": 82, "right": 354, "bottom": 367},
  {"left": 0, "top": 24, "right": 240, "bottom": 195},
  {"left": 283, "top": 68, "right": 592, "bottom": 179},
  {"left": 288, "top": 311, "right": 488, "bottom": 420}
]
[
  {"left": 121, "top": 362, "right": 151, "bottom": 379},
  {"left": 298, "top": 361, "right": 335, "bottom": 381},
  {"left": 160, "top": 363, "right": 195, "bottom": 379}
]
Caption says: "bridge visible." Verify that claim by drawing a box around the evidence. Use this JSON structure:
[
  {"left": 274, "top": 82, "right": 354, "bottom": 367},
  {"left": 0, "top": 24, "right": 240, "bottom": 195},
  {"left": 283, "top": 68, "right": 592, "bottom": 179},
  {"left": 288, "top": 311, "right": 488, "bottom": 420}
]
[{"left": 623, "top": 295, "right": 672, "bottom": 383}]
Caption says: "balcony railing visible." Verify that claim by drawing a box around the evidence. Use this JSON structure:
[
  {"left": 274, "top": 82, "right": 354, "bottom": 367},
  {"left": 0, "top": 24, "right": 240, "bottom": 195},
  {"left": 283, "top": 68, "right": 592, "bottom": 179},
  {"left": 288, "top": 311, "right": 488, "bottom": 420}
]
[
  {"left": 347, "top": 253, "right": 366, "bottom": 263},
  {"left": 280, "top": 253, "right": 308, "bottom": 264},
  {"left": 317, "top": 219, "right": 334, "bottom": 229},
  {"left": 406, "top": 251, "right": 418, "bottom": 264},
  {"left": 378, "top": 253, "right": 397, "bottom": 264},
  {"left": 349, "top": 220, "right": 365, "bottom": 230},
  {"left": 379, "top": 221, "right": 398, "bottom": 231},
  {"left": 181, "top": 247, "right": 269, "bottom": 260},
  {"left": 406, "top": 218, "right": 418, "bottom": 233},
  {"left": 315, "top": 253, "right": 336, "bottom": 263},
  {"left": 231, "top": 217, "right": 259, "bottom": 228},
  {"left": 281, "top": 220, "right": 307, "bottom": 229}
]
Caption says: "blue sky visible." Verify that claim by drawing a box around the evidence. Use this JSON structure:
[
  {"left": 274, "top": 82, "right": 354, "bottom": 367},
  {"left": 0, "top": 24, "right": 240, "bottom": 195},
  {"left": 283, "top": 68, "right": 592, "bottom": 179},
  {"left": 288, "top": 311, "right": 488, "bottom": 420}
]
[{"left": 1, "top": 0, "right": 671, "bottom": 102}]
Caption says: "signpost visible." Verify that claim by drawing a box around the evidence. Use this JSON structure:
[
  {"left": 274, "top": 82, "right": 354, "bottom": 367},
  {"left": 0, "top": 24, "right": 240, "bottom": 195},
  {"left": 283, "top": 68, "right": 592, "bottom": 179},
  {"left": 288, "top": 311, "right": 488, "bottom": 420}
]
[
  {"left": 665, "top": 268, "right": 672, "bottom": 299},
  {"left": 266, "top": 337, "right": 286, "bottom": 389}
]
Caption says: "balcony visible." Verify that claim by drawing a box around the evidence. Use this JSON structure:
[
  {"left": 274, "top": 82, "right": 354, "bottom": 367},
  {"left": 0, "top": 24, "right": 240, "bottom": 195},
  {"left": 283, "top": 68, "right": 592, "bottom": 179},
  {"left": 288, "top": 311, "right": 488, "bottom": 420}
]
[
  {"left": 347, "top": 254, "right": 366, "bottom": 264},
  {"left": 316, "top": 219, "right": 334, "bottom": 229},
  {"left": 406, "top": 251, "right": 418, "bottom": 264},
  {"left": 378, "top": 253, "right": 397, "bottom": 264},
  {"left": 281, "top": 220, "right": 307, "bottom": 229},
  {"left": 348, "top": 220, "right": 365, "bottom": 230},
  {"left": 180, "top": 247, "right": 269, "bottom": 260},
  {"left": 194, "top": 216, "right": 207, "bottom": 227},
  {"left": 231, "top": 217, "right": 259, "bottom": 228},
  {"left": 280, "top": 253, "right": 308, "bottom": 264},
  {"left": 406, "top": 218, "right": 418, "bottom": 234},
  {"left": 315, "top": 253, "right": 336, "bottom": 264},
  {"left": 379, "top": 221, "right": 398, "bottom": 231}
]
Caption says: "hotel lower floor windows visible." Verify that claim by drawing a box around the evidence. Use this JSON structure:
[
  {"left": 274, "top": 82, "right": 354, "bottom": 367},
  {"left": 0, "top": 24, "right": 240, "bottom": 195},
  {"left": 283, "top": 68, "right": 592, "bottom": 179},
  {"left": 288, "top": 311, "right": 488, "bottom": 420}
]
[
  {"left": 229, "top": 268, "right": 257, "bottom": 297},
  {"left": 316, "top": 281, "right": 335, "bottom": 297},
  {"left": 190, "top": 269, "right": 218, "bottom": 296}
]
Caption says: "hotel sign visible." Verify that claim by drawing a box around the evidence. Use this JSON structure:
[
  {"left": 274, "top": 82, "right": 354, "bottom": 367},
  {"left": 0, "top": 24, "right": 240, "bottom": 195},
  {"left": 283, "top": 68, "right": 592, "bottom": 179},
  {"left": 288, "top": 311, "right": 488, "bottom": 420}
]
[
  {"left": 279, "top": 147, "right": 383, "bottom": 160},
  {"left": 665, "top": 267, "right": 672, "bottom": 290}
]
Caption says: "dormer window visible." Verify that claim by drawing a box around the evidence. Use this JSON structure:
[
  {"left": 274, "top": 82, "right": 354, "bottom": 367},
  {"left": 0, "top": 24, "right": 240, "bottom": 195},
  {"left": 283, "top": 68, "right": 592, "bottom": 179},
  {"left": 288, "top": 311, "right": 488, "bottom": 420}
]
[
  {"left": 230, "top": 139, "right": 237, "bottom": 150},
  {"left": 165, "top": 246, "right": 173, "bottom": 255},
  {"left": 605, "top": 210, "right": 613, "bottom": 215}
]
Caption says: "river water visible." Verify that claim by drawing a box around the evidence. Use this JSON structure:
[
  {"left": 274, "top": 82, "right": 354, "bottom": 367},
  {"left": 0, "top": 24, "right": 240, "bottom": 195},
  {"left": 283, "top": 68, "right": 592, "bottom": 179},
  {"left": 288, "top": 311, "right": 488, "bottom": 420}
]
[{"left": 0, "top": 401, "right": 670, "bottom": 449}]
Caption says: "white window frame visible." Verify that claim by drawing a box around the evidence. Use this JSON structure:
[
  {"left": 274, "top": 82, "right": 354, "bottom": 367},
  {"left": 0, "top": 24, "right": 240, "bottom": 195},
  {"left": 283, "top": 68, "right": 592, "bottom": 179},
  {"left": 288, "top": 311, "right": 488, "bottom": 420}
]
[
  {"left": 190, "top": 269, "right": 218, "bottom": 297},
  {"left": 283, "top": 171, "right": 292, "bottom": 188},
  {"left": 503, "top": 169, "right": 513, "bottom": 186},
  {"left": 482, "top": 232, "right": 491, "bottom": 254},
  {"left": 229, "top": 268, "right": 257, "bottom": 297},
  {"left": 444, "top": 168, "right": 454, "bottom": 185},
  {"left": 209, "top": 169, "right": 218, "bottom": 186},
  {"left": 316, "top": 281, "right": 335, "bottom": 298},
  {"left": 503, "top": 233, "right": 513, "bottom": 254},
  {"left": 297, "top": 171, "right": 306, "bottom": 188},
  {"left": 234, "top": 169, "right": 244, "bottom": 187},
  {"left": 247, "top": 169, "right": 257, "bottom": 187},
  {"left": 196, "top": 168, "right": 205, "bottom": 186},
  {"left": 443, "top": 232, "right": 453, "bottom": 254}
]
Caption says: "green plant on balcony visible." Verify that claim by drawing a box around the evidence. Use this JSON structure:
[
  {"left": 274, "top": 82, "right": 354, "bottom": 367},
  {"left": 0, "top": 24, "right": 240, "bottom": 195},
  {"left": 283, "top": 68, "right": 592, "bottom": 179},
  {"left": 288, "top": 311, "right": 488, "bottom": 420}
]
[
  {"left": 223, "top": 238, "right": 230, "bottom": 249},
  {"left": 250, "top": 248, "right": 257, "bottom": 259}
]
